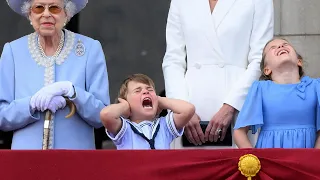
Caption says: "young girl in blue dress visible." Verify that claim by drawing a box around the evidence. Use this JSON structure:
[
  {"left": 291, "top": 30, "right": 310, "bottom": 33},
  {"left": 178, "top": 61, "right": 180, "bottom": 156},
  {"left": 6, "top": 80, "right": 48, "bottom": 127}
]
[{"left": 234, "top": 38, "right": 320, "bottom": 148}]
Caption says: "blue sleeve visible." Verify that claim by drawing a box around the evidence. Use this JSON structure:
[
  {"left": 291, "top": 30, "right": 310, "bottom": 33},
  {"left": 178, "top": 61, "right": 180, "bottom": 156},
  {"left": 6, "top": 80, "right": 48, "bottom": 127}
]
[
  {"left": 105, "top": 117, "right": 129, "bottom": 146},
  {"left": 70, "top": 40, "right": 110, "bottom": 128},
  {"left": 316, "top": 79, "right": 320, "bottom": 131},
  {"left": 234, "top": 81, "right": 264, "bottom": 134},
  {"left": 160, "top": 111, "right": 184, "bottom": 143},
  {"left": 0, "top": 43, "right": 40, "bottom": 131}
]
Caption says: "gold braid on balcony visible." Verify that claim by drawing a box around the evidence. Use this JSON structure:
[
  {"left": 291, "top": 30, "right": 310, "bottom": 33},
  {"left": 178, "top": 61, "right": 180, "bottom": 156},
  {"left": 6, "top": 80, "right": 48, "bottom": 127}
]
[{"left": 238, "top": 154, "right": 261, "bottom": 180}]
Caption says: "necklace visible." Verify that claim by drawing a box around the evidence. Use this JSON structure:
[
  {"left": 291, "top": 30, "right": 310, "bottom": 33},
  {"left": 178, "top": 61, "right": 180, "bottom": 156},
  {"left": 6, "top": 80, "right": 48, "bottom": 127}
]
[
  {"left": 28, "top": 29, "right": 75, "bottom": 86},
  {"left": 37, "top": 31, "right": 65, "bottom": 59},
  {"left": 28, "top": 29, "right": 75, "bottom": 68}
]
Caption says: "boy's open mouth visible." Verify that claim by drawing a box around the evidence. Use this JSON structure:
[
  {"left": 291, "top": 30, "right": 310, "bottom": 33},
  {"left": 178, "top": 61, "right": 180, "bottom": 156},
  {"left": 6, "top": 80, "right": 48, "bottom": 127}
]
[{"left": 142, "top": 97, "right": 153, "bottom": 109}]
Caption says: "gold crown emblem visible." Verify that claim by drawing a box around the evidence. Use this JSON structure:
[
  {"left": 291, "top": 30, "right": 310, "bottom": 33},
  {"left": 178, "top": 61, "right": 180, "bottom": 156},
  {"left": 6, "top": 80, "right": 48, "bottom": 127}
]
[{"left": 238, "top": 154, "right": 261, "bottom": 180}]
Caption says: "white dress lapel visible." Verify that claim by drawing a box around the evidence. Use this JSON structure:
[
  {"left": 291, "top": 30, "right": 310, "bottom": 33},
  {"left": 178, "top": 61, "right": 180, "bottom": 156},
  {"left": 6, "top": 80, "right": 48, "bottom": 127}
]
[
  {"left": 198, "top": 0, "right": 224, "bottom": 60},
  {"left": 213, "top": 0, "right": 237, "bottom": 29},
  {"left": 202, "top": 0, "right": 237, "bottom": 62}
]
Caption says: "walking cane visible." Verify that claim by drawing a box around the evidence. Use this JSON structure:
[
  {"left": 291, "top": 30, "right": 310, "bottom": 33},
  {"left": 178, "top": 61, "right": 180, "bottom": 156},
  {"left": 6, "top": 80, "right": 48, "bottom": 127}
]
[{"left": 42, "top": 98, "right": 76, "bottom": 150}]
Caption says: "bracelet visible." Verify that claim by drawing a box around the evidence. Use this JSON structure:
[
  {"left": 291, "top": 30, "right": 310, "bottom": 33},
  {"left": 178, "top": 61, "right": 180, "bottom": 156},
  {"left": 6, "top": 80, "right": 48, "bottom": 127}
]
[{"left": 71, "top": 85, "right": 76, "bottom": 99}]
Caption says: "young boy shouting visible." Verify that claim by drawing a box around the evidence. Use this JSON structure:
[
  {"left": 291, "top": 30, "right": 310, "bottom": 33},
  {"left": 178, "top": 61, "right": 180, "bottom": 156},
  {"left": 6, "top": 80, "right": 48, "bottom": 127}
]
[{"left": 100, "top": 74, "right": 195, "bottom": 149}]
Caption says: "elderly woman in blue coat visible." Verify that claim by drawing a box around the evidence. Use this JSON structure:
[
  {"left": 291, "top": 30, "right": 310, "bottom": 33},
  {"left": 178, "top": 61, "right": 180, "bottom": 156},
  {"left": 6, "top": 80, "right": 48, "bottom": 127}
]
[{"left": 0, "top": 0, "right": 110, "bottom": 149}]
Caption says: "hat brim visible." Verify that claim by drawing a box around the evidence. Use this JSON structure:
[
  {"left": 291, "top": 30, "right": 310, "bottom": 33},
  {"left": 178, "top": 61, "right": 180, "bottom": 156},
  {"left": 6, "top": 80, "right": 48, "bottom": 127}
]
[{"left": 7, "top": 0, "right": 88, "bottom": 17}]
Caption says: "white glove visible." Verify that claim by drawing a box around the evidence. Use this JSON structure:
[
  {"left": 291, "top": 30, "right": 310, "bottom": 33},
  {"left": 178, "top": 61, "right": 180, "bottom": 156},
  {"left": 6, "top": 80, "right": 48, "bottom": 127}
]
[
  {"left": 29, "top": 96, "right": 67, "bottom": 113},
  {"left": 30, "top": 81, "right": 74, "bottom": 112},
  {"left": 47, "top": 96, "right": 67, "bottom": 113}
]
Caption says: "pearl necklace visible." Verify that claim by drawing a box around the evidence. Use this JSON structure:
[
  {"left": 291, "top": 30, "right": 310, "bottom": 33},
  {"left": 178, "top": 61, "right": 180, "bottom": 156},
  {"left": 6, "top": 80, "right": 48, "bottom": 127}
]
[
  {"left": 28, "top": 29, "right": 75, "bottom": 68},
  {"left": 37, "top": 31, "right": 64, "bottom": 59}
]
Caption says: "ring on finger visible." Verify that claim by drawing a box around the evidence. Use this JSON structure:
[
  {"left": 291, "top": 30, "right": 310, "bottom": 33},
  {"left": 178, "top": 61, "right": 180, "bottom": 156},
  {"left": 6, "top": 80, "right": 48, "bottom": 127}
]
[{"left": 216, "top": 128, "right": 222, "bottom": 138}]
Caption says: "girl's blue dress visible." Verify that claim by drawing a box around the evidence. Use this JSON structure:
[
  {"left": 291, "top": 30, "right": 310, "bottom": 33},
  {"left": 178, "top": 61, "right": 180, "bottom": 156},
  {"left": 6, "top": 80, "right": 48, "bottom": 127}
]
[{"left": 234, "top": 76, "right": 320, "bottom": 148}]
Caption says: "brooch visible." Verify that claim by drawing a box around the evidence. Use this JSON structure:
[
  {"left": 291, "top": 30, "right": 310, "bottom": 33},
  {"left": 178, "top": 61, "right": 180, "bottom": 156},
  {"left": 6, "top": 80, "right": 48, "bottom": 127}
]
[{"left": 75, "top": 39, "right": 85, "bottom": 57}]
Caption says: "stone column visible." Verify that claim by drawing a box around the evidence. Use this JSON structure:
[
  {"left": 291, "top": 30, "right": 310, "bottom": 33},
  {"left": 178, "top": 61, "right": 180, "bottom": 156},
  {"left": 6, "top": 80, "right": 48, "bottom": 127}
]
[{"left": 274, "top": 0, "right": 320, "bottom": 77}]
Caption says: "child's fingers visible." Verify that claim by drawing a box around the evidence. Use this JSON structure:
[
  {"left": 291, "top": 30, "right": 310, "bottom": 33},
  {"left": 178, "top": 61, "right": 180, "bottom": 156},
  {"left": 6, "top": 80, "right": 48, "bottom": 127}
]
[{"left": 118, "top": 98, "right": 126, "bottom": 103}]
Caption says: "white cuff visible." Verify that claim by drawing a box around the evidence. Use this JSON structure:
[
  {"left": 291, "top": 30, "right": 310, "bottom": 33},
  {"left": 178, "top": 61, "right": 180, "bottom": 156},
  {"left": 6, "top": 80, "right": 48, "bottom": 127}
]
[
  {"left": 105, "top": 117, "right": 127, "bottom": 142},
  {"left": 166, "top": 111, "right": 184, "bottom": 138},
  {"left": 223, "top": 95, "right": 243, "bottom": 112},
  {"left": 65, "top": 83, "right": 75, "bottom": 98}
]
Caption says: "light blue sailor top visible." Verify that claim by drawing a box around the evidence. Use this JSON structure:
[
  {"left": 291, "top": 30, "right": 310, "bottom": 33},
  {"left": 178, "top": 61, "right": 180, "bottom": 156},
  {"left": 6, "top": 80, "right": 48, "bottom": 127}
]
[
  {"left": 0, "top": 29, "right": 110, "bottom": 149},
  {"left": 106, "top": 111, "right": 184, "bottom": 149}
]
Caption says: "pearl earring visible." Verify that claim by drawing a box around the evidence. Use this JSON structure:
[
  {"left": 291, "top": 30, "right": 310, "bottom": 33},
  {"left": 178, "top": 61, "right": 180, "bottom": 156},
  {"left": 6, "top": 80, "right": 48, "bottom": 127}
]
[{"left": 30, "top": 21, "right": 32, "bottom": 25}]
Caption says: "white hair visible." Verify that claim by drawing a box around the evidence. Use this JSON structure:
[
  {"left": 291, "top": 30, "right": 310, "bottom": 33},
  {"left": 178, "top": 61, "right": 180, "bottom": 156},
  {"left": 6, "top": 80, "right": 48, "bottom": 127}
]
[{"left": 21, "top": 0, "right": 77, "bottom": 21}]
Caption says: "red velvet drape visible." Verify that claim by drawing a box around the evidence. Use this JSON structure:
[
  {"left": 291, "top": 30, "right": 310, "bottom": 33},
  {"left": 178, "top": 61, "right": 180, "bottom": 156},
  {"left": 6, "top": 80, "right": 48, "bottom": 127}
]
[{"left": 1, "top": 149, "right": 320, "bottom": 180}]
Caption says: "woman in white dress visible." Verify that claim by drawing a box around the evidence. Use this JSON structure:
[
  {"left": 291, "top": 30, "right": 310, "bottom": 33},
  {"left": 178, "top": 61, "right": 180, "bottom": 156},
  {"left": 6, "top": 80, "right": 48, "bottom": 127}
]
[{"left": 162, "top": 0, "right": 274, "bottom": 148}]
